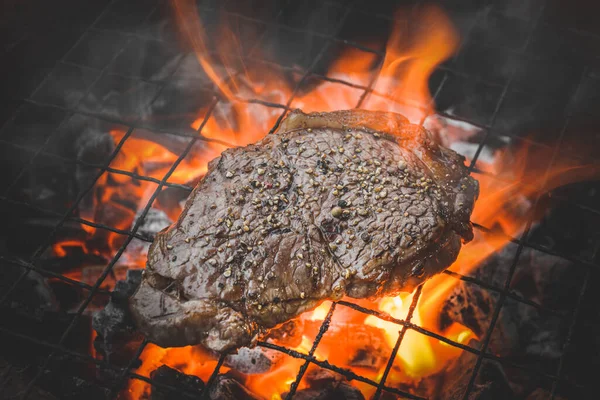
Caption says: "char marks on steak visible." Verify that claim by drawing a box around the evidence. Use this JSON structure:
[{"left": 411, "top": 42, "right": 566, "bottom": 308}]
[{"left": 130, "top": 110, "right": 479, "bottom": 352}]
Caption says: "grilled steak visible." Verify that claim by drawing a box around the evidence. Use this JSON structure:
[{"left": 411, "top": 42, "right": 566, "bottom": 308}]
[{"left": 130, "top": 110, "right": 479, "bottom": 352}]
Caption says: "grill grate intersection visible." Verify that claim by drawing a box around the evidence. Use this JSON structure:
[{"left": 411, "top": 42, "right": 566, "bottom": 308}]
[{"left": 0, "top": 0, "right": 598, "bottom": 399}]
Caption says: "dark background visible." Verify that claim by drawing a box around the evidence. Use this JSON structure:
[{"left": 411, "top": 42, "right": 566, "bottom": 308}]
[{"left": 2, "top": 0, "right": 600, "bottom": 399}]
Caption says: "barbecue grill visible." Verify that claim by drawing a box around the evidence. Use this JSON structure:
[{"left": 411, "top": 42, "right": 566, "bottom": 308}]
[{"left": 2, "top": 0, "right": 600, "bottom": 399}]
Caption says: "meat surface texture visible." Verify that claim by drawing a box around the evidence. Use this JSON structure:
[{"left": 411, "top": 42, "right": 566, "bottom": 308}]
[{"left": 130, "top": 110, "right": 479, "bottom": 352}]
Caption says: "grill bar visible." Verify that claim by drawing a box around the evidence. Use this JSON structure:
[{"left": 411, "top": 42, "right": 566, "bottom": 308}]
[
  {"left": 460, "top": 66, "right": 591, "bottom": 398},
  {"left": 284, "top": 302, "right": 337, "bottom": 399},
  {"left": 257, "top": 341, "right": 427, "bottom": 400},
  {"left": 0, "top": 0, "right": 596, "bottom": 399},
  {"left": 373, "top": 286, "right": 424, "bottom": 399}
]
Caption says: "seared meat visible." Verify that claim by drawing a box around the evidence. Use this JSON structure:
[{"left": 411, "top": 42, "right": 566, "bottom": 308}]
[{"left": 130, "top": 110, "right": 478, "bottom": 352}]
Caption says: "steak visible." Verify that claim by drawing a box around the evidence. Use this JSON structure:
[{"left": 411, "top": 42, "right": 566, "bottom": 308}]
[{"left": 130, "top": 110, "right": 479, "bottom": 352}]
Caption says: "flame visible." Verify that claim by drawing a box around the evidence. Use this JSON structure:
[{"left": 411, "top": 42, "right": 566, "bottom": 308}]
[
  {"left": 45, "top": 1, "right": 599, "bottom": 399},
  {"left": 364, "top": 6, "right": 459, "bottom": 122},
  {"left": 420, "top": 144, "right": 600, "bottom": 317},
  {"left": 365, "top": 294, "right": 437, "bottom": 377},
  {"left": 128, "top": 343, "right": 228, "bottom": 399},
  {"left": 52, "top": 239, "right": 88, "bottom": 258}
]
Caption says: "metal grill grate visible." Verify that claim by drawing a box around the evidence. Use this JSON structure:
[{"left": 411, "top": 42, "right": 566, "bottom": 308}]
[{"left": 1, "top": 0, "right": 599, "bottom": 399}]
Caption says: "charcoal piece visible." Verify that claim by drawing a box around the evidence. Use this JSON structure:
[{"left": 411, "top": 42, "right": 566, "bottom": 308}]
[
  {"left": 431, "top": 343, "right": 515, "bottom": 400},
  {"left": 208, "top": 375, "right": 261, "bottom": 400},
  {"left": 440, "top": 281, "right": 497, "bottom": 340},
  {"left": 130, "top": 109, "right": 479, "bottom": 353},
  {"left": 336, "top": 383, "right": 365, "bottom": 400},
  {"left": 499, "top": 298, "right": 563, "bottom": 360},
  {"left": 440, "top": 265, "right": 564, "bottom": 359},
  {"left": 133, "top": 208, "right": 173, "bottom": 241},
  {"left": 292, "top": 388, "right": 342, "bottom": 400},
  {"left": 92, "top": 269, "right": 143, "bottom": 364},
  {"left": 224, "top": 346, "right": 284, "bottom": 374},
  {"left": 511, "top": 247, "right": 582, "bottom": 312},
  {"left": 305, "top": 367, "right": 343, "bottom": 389},
  {"left": 265, "top": 319, "right": 304, "bottom": 348},
  {"left": 125, "top": 208, "right": 173, "bottom": 263},
  {"left": 298, "top": 320, "right": 389, "bottom": 370},
  {"left": 150, "top": 365, "right": 205, "bottom": 400},
  {"left": 283, "top": 367, "right": 365, "bottom": 400}
]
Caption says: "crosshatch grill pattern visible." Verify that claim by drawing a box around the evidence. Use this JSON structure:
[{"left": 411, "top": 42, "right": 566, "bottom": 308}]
[{"left": 1, "top": 0, "right": 599, "bottom": 399}]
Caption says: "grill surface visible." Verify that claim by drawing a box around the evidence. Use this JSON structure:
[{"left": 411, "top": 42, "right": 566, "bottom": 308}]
[{"left": 1, "top": 0, "right": 600, "bottom": 399}]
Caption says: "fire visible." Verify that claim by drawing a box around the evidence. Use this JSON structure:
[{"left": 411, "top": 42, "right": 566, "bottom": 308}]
[
  {"left": 128, "top": 343, "right": 227, "bottom": 399},
  {"left": 365, "top": 294, "right": 437, "bottom": 377},
  {"left": 45, "top": 1, "right": 598, "bottom": 399},
  {"left": 52, "top": 239, "right": 88, "bottom": 258},
  {"left": 364, "top": 6, "right": 459, "bottom": 122}
]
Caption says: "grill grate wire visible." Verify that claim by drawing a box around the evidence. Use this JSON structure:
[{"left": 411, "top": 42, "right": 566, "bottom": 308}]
[{"left": 0, "top": 0, "right": 597, "bottom": 399}]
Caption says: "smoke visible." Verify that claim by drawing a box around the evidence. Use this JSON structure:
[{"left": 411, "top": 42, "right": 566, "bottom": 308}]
[{"left": 2, "top": 0, "right": 598, "bottom": 257}]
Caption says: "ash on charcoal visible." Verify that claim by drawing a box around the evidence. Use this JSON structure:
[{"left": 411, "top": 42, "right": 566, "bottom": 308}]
[
  {"left": 428, "top": 341, "right": 515, "bottom": 400},
  {"left": 282, "top": 367, "right": 365, "bottom": 400},
  {"left": 150, "top": 365, "right": 204, "bottom": 400},
  {"left": 224, "top": 346, "right": 284, "bottom": 374},
  {"left": 124, "top": 208, "right": 172, "bottom": 264},
  {"left": 133, "top": 208, "right": 172, "bottom": 240},
  {"left": 92, "top": 269, "right": 143, "bottom": 364}
]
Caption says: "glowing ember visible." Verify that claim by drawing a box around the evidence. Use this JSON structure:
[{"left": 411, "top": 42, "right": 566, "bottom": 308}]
[{"left": 44, "top": 1, "right": 599, "bottom": 399}]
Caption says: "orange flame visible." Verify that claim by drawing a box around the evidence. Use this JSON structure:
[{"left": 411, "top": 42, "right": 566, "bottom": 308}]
[
  {"left": 48, "top": 2, "right": 599, "bottom": 399},
  {"left": 364, "top": 6, "right": 459, "bottom": 122}
]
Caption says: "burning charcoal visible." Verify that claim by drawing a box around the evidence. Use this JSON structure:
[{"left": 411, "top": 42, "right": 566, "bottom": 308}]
[
  {"left": 300, "top": 320, "right": 389, "bottom": 370},
  {"left": 92, "top": 269, "right": 143, "bottom": 364},
  {"left": 440, "top": 281, "right": 497, "bottom": 341},
  {"left": 150, "top": 365, "right": 204, "bottom": 400},
  {"left": 336, "top": 383, "right": 365, "bottom": 400},
  {"left": 282, "top": 368, "right": 365, "bottom": 400},
  {"left": 429, "top": 342, "right": 515, "bottom": 400},
  {"left": 224, "top": 346, "right": 284, "bottom": 374},
  {"left": 265, "top": 319, "right": 304, "bottom": 348},
  {"left": 207, "top": 374, "right": 261, "bottom": 400},
  {"left": 290, "top": 388, "right": 338, "bottom": 400},
  {"left": 304, "top": 367, "right": 343, "bottom": 389},
  {"left": 440, "top": 279, "right": 564, "bottom": 360}
]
